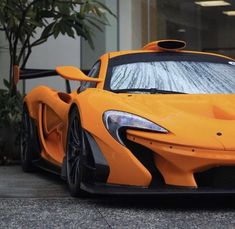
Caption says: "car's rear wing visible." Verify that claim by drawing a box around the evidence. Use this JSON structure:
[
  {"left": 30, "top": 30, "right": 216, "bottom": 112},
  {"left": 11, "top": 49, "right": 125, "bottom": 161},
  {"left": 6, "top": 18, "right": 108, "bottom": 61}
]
[
  {"left": 20, "top": 68, "right": 90, "bottom": 80},
  {"left": 19, "top": 68, "right": 90, "bottom": 93},
  {"left": 20, "top": 68, "right": 58, "bottom": 80}
]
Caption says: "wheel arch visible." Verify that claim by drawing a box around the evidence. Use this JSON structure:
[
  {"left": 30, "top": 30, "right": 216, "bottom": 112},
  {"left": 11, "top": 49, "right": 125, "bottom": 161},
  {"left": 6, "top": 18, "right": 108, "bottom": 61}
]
[
  {"left": 21, "top": 102, "right": 42, "bottom": 163},
  {"left": 68, "top": 101, "right": 85, "bottom": 126},
  {"left": 62, "top": 102, "right": 110, "bottom": 184},
  {"left": 61, "top": 102, "right": 84, "bottom": 180}
]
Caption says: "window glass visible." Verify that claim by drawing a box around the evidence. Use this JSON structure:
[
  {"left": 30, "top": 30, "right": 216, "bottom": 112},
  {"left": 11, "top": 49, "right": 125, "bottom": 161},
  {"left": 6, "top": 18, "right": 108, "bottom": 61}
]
[
  {"left": 88, "top": 62, "right": 101, "bottom": 77},
  {"left": 79, "top": 61, "right": 100, "bottom": 91},
  {"left": 110, "top": 60, "right": 235, "bottom": 94},
  {"left": 133, "top": 0, "right": 235, "bottom": 58}
]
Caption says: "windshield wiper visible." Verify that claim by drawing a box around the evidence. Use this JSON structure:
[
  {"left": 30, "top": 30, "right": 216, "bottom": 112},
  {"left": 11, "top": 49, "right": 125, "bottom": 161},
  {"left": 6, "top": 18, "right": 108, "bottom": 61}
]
[{"left": 111, "top": 88, "right": 186, "bottom": 94}]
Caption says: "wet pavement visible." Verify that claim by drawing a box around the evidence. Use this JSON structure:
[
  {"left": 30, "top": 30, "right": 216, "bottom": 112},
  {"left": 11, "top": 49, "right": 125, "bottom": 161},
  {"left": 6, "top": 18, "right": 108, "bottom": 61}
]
[{"left": 1, "top": 166, "right": 235, "bottom": 229}]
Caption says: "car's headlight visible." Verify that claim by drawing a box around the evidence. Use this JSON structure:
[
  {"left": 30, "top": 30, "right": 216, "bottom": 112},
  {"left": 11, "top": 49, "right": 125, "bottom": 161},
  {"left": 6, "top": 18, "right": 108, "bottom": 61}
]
[{"left": 103, "top": 110, "right": 168, "bottom": 145}]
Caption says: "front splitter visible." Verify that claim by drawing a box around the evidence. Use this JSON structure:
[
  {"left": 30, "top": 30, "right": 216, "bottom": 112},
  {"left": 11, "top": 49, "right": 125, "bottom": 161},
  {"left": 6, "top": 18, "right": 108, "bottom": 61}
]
[{"left": 81, "top": 182, "right": 235, "bottom": 195}]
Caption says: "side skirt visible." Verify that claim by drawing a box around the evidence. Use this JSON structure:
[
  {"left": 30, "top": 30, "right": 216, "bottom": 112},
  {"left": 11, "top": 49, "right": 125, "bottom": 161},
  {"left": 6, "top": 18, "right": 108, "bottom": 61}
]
[{"left": 33, "top": 158, "right": 61, "bottom": 176}]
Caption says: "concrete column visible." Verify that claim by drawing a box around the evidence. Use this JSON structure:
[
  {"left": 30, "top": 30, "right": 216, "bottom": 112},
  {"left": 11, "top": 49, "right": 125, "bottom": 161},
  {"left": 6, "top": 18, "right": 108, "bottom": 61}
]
[
  {"left": 119, "top": 0, "right": 133, "bottom": 50},
  {"left": 0, "top": 31, "right": 23, "bottom": 91}
]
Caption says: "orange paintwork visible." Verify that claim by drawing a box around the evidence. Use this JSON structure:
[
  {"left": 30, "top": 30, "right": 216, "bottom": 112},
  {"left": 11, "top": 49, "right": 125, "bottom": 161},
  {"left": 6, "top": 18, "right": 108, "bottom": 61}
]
[{"left": 24, "top": 40, "right": 235, "bottom": 188}]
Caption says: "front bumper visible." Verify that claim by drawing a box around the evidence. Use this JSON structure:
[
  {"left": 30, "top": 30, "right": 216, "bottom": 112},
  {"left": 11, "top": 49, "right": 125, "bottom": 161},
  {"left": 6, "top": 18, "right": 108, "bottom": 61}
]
[
  {"left": 126, "top": 129, "right": 235, "bottom": 188},
  {"left": 81, "top": 129, "right": 235, "bottom": 194}
]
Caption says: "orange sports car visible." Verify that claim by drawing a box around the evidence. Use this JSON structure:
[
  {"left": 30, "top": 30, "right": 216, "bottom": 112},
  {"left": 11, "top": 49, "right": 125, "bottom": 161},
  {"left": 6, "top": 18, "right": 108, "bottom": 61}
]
[{"left": 21, "top": 40, "right": 235, "bottom": 196}]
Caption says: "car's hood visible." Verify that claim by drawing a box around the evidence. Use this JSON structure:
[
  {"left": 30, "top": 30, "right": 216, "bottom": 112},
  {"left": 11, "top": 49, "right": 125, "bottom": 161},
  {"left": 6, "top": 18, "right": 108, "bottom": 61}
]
[{"left": 114, "top": 93, "right": 235, "bottom": 150}]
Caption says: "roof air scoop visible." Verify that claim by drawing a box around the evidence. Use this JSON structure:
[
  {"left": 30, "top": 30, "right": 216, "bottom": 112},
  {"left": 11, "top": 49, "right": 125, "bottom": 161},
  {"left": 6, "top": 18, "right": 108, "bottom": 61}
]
[{"left": 143, "top": 39, "right": 186, "bottom": 51}]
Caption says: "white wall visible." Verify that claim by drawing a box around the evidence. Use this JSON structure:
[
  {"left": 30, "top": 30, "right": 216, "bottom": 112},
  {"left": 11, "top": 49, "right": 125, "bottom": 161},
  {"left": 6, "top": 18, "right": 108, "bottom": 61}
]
[
  {"left": 26, "top": 35, "right": 81, "bottom": 93},
  {"left": 0, "top": 0, "right": 133, "bottom": 92},
  {"left": 0, "top": 32, "right": 81, "bottom": 93}
]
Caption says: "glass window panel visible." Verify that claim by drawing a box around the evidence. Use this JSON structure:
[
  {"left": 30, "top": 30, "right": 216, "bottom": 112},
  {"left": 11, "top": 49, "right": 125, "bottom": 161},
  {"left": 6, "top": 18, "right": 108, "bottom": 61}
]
[{"left": 110, "top": 61, "right": 235, "bottom": 94}]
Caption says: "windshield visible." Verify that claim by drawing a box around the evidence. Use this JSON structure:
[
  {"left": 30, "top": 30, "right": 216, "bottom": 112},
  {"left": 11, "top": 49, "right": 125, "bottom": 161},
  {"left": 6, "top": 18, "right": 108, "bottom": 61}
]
[{"left": 109, "top": 58, "right": 235, "bottom": 94}]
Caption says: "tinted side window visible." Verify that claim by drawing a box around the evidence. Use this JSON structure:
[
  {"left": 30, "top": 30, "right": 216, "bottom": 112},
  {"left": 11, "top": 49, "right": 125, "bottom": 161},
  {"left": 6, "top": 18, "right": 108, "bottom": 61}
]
[
  {"left": 88, "top": 62, "right": 101, "bottom": 77},
  {"left": 79, "top": 61, "right": 101, "bottom": 92}
]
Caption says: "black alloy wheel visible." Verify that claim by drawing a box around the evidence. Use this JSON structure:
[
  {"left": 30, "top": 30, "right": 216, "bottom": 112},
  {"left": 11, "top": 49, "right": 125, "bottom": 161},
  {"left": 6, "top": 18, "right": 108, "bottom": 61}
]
[
  {"left": 21, "top": 105, "right": 35, "bottom": 172},
  {"left": 66, "top": 107, "right": 86, "bottom": 197}
]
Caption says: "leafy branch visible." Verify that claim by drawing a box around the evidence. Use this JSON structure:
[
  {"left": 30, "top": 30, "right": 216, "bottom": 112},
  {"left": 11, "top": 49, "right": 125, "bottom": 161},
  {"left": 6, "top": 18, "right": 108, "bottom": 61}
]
[{"left": 0, "top": 0, "right": 115, "bottom": 95}]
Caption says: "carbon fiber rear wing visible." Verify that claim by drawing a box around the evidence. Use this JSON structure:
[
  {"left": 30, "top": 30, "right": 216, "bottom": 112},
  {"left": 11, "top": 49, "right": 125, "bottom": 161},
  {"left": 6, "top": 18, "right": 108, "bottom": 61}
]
[
  {"left": 20, "top": 69, "right": 58, "bottom": 80},
  {"left": 19, "top": 68, "right": 90, "bottom": 93},
  {"left": 20, "top": 68, "right": 90, "bottom": 80}
]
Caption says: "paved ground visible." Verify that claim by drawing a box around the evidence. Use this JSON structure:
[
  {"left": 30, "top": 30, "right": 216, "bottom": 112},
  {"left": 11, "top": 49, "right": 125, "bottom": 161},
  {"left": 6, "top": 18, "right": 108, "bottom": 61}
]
[{"left": 1, "top": 166, "right": 235, "bottom": 229}]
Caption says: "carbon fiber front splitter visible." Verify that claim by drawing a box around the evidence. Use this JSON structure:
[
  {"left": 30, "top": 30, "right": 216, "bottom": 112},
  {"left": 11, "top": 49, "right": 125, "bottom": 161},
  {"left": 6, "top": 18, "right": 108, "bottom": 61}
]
[{"left": 81, "top": 182, "right": 235, "bottom": 195}]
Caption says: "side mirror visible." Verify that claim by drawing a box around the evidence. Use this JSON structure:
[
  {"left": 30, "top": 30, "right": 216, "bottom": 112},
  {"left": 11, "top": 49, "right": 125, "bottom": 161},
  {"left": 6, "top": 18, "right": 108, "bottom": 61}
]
[{"left": 56, "top": 66, "right": 102, "bottom": 83}]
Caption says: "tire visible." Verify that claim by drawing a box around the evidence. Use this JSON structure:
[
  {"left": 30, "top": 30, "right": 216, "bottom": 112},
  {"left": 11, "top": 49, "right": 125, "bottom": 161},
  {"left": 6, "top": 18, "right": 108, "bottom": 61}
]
[
  {"left": 66, "top": 107, "right": 86, "bottom": 197},
  {"left": 21, "top": 105, "right": 35, "bottom": 172}
]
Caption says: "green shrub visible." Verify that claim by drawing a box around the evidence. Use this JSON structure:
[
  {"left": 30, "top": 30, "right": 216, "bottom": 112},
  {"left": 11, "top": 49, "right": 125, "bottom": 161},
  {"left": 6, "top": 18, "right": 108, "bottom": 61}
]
[{"left": 0, "top": 79, "right": 23, "bottom": 164}]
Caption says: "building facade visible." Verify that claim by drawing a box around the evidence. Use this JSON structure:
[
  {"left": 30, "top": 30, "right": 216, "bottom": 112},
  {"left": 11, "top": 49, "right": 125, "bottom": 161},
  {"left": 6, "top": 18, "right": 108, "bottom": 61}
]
[{"left": 0, "top": 0, "right": 234, "bottom": 91}]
